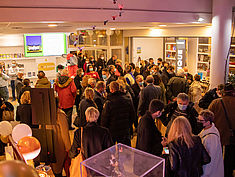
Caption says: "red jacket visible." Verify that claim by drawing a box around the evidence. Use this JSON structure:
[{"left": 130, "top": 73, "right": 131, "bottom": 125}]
[
  {"left": 55, "top": 76, "right": 77, "bottom": 109},
  {"left": 85, "top": 72, "right": 100, "bottom": 80}
]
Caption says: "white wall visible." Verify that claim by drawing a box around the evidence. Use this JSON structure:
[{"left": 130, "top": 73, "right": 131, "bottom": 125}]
[{"left": 132, "top": 37, "right": 163, "bottom": 66}]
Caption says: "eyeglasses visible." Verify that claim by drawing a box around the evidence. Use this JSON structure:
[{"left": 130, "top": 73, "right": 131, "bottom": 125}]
[{"left": 197, "top": 118, "right": 206, "bottom": 123}]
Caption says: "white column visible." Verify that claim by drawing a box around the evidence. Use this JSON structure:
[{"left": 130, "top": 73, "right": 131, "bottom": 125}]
[{"left": 210, "top": 0, "right": 232, "bottom": 89}]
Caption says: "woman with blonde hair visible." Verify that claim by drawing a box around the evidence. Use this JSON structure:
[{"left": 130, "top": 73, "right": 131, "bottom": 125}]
[
  {"left": 74, "top": 87, "right": 97, "bottom": 127},
  {"left": 163, "top": 116, "right": 211, "bottom": 177},
  {"left": 69, "top": 107, "right": 113, "bottom": 161},
  {"left": 16, "top": 91, "right": 32, "bottom": 126}
]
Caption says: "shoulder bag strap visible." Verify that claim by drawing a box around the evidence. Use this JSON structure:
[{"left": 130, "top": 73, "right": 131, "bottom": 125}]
[
  {"left": 80, "top": 127, "right": 84, "bottom": 154},
  {"left": 220, "top": 99, "right": 233, "bottom": 131},
  {"left": 202, "top": 133, "right": 219, "bottom": 139}
]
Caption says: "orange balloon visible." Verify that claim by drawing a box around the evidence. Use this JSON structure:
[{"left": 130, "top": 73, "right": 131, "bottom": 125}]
[{"left": 17, "top": 136, "right": 41, "bottom": 160}]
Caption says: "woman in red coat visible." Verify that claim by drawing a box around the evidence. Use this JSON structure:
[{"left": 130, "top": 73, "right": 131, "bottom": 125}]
[{"left": 85, "top": 65, "right": 100, "bottom": 80}]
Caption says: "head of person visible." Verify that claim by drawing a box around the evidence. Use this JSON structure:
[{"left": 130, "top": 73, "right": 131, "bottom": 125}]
[
  {"left": 88, "top": 78, "right": 96, "bottom": 89},
  {"left": 61, "top": 69, "right": 69, "bottom": 76},
  {"left": 85, "top": 107, "right": 100, "bottom": 123},
  {"left": 109, "top": 65, "right": 116, "bottom": 73},
  {"left": 198, "top": 109, "right": 214, "bottom": 129},
  {"left": 168, "top": 116, "right": 194, "bottom": 148},
  {"left": 81, "top": 75, "right": 91, "bottom": 88},
  {"left": 110, "top": 81, "right": 120, "bottom": 93},
  {"left": 151, "top": 65, "right": 159, "bottom": 74},
  {"left": 84, "top": 87, "right": 95, "bottom": 100},
  {"left": 149, "top": 99, "right": 164, "bottom": 119},
  {"left": 129, "top": 63, "right": 136, "bottom": 71},
  {"left": 146, "top": 75, "right": 154, "bottom": 85},
  {"left": 136, "top": 75, "right": 144, "bottom": 87},
  {"left": 215, "top": 84, "right": 224, "bottom": 97},
  {"left": 17, "top": 72, "right": 24, "bottom": 79},
  {"left": 223, "top": 83, "right": 234, "bottom": 96},
  {"left": 23, "top": 79, "right": 30, "bottom": 87},
  {"left": 37, "top": 71, "right": 45, "bottom": 79},
  {"left": 183, "top": 67, "right": 188, "bottom": 74},
  {"left": 20, "top": 91, "right": 31, "bottom": 105},
  {"left": 76, "top": 68, "right": 84, "bottom": 76},
  {"left": 149, "top": 58, "right": 154, "bottom": 65},
  {"left": 126, "top": 65, "right": 133, "bottom": 74},
  {"left": 112, "top": 55, "right": 117, "bottom": 61},
  {"left": 167, "top": 66, "right": 175, "bottom": 74},
  {"left": 115, "top": 59, "right": 122, "bottom": 66},
  {"left": 177, "top": 93, "right": 189, "bottom": 111},
  {"left": 157, "top": 58, "right": 163, "bottom": 66},
  {"left": 88, "top": 65, "right": 94, "bottom": 72},
  {"left": 100, "top": 54, "right": 105, "bottom": 60},
  {"left": 177, "top": 69, "right": 185, "bottom": 77},
  {"left": 116, "top": 80, "right": 126, "bottom": 93},
  {"left": 135, "top": 66, "right": 140, "bottom": 74},
  {"left": 102, "top": 68, "right": 110, "bottom": 80},
  {"left": 118, "top": 76, "right": 127, "bottom": 85},
  {"left": 194, "top": 74, "right": 201, "bottom": 81},
  {"left": 163, "top": 62, "right": 169, "bottom": 69},
  {"left": 12, "top": 60, "right": 16, "bottom": 67},
  {"left": 96, "top": 81, "right": 106, "bottom": 93},
  {"left": 57, "top": 64, "right": 64, "bottom": 72},
  {"left": 153, "top": 74, "right": 162, "bottom": 86}
]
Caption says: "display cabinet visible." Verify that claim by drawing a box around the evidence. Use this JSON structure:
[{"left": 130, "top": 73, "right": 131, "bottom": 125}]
[
  {"left": 229, "top": 37, "right": 235, "bottom": 74},
  {"left": 164, "top": 37, "right": 177, "bottom": 68}
]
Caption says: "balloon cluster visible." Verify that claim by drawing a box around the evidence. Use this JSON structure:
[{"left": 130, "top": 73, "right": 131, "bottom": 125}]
[
  {"left": 104, "top": 0, "right": 124, "bottom": 25},
  {"left": 0, "top": 121, "right": 41, "bottom": 161}
]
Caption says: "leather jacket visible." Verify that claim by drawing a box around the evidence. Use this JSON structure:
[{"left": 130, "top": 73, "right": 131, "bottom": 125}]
[{"left": 168, "top": 136, "right": 211, "bottom": 177}]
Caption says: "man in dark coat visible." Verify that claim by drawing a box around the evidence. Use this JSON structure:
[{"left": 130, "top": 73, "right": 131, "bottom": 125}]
[
  {"left": 131, "top": 75, "right": 144, "bottom": 128},
  {"left": 94, "top": 81, "right": 106, "bottom": 124},
  {"left": 102, "top": 68, "right": 116, "bottom": 87},
  {"left": 166, "top": 69, "right": 189, "bottom": 101},
  {"left": 138, "top": 75, "right": 162, "bottom": 117},
  {"left": 101, "top": 81, "right": 135, "bottom": 146},
  {"left": 161, "top": 66, "right": 175, "bottom": 87},
  {"left": 159, "top": 93, "right": 201, "bottom": 136},
  {"left": 107, "top": 55, "right": 117, "bottom": 66},
  {"left": 136, "top": 99, "right": 164, "bottom": 156},
  {"left": 199, "top": 84, "right": 224, "bottom": 109}
]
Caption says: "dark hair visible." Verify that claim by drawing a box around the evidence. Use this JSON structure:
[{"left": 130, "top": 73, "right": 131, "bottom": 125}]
[
  {"left": 157, "top": 58, "right": 163, "bottom": 62},
  {"left": 149, "top": 99, "right": 164, "bottom": 114},
  {"left": 153, "top": 74, "right": 163, "bottom": 85},
  {"left": 194, "top": 74, "right": 201, "bottom": 81},
  {"left": 57, "top": 64, "right": 64, "bottom": 70},
  {"left": 23, "top": 79, "right": 30, "bottom": 87},
  {"left": 217, "top": 84, "right": 224, "bottom": 91},
  {"left": 223, "top": 83, "right": 234, "bottom": 96},
  {"left": 168, "top": 66, "right": 175, "bottom": 71},
  {"left": 129, "top": 63, "right": 135, "bottom": 70},
  {"left": 126, "top": 65, "right": 133, "bottom": 73},
  {"left": 199, "top": 109, "right": 214, "bottom": 124},
  {"left": 149, "top": 58, "right": 154, "bottom": 61},
  {"left": 102, "top": 68, "right": 109, "bottom": 73}
]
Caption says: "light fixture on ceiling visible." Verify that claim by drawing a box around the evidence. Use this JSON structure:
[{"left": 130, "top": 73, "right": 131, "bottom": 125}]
[
  {"left": 48, "top": 24, "right": 58, "bottom": 27},
  {"left": 159, "top": 25, "right": 167, "bottom": 27},
  {"left": 198, "top": 17, "right": 204, "bottom": 22},
  {"left": 110, "top": 28, "right": 116, "bottom": 30}
]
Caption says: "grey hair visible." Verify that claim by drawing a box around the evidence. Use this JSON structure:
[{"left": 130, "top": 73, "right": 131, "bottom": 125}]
[
  {"left": 177, "top": 69, "right": 185, "bottom": 77},
  {"left": 177, "top": 93, "right": 189, "bottom": 101},
  {"left": 85, "top": 107, "right": 100, "bottom": 123}
]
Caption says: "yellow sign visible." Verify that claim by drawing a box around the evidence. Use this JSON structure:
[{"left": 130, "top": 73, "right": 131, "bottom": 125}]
[{"left": 38, "top": 62, "right": 55, "bottom": 71}]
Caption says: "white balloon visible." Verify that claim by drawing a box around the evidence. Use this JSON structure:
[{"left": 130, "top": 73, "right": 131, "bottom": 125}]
[
  {"left": 12, "top": 124, "right": 32, "bottom": 144},
  {"left": 0, "top": 121, "right": 13, "bottom": 136}
]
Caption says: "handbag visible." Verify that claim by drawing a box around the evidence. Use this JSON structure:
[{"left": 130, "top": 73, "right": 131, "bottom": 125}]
[
  {"left": 70, "top": 127, "right": 88, "bottom": 177},
  {"left": 220, "top": 99, "right": 235, "bottom": 145}
]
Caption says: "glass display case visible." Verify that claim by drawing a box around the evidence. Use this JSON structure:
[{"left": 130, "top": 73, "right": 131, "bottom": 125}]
[{"left": 81, "top": 143, "right": 165, "bottom": 177}]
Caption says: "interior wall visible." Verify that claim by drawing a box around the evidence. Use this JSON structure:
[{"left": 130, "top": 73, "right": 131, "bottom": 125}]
[
  {"left": 187, "top": 38, "right": 198, "bottom": 75},
  {"left": 132, "top": 37, "right": 163, "bottom": 66}
]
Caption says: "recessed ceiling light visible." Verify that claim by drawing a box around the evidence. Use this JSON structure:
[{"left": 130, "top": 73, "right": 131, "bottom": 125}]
[
  {"left": 192, "top": 22, "right": 200, "bottom": 24},
  {"left": 48, "top": 24, "right": 58, "bottom": 27},
  {"left": 159, "top": 25, "right": 167, "bottom": 27},
  {"left": 110, "top": 28, "right": 116, "bottom": 30},
  {"left": 198, "top": 17, "right": 204, "bottom": 22}
]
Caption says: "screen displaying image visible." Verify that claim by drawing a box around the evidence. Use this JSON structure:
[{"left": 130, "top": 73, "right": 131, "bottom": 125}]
[
  {"left": 24, "top": 33, "right": 67, "bottom": 57},
  {"left": 24, "top": 35, "right": 43, "bottom": 57}
]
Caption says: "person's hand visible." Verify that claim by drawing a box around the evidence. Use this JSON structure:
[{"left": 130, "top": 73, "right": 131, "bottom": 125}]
[
  {"left": 1, "top": 104, "right": 6, "bottom": 109},
  {"left": 161, "top": 137, "right": 168, "bottom": 147}
]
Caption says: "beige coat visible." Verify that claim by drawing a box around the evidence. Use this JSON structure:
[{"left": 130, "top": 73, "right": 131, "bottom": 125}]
[
  {"left": 209, "top": 95, "right": 235, "bottom": 145},
  {"left": 50, "top": 109, "right": 71, "bottom": 174}
]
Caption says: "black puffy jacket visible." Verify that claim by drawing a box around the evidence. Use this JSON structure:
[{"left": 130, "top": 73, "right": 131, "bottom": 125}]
[
  {"left": 101, "top": 91, "right": 135, "bottom": 139},
  {"left": 199, "top": 88, "right": 219, "bottom": 109},
  {"left": 168, "top": 136, "right": 211, "bottom": 177}
]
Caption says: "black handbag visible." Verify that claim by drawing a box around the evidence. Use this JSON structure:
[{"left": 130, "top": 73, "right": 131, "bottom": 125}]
[{"left": 220, "top": 99, "right": 235, "bottom": 145}]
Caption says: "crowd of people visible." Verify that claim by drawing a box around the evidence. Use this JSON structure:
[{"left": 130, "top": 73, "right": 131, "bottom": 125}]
[{"left": 0, "top": 54, "right": 234, "bottom": 177}]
